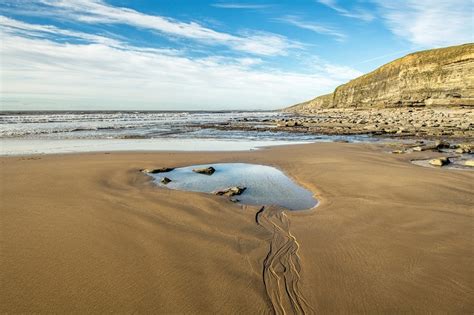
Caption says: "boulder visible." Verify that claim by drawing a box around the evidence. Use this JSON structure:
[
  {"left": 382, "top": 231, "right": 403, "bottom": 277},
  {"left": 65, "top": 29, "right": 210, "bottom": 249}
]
[
  {"left": 141, "top": 167, "right": 174, "bottom": 174},
  {"left": 161, "top": 177, "right": 171, "bottom": 184},
  {"left": 465, "top": 160, "right": 474, "bottom": 167},
  {"left": 391, "top": 150, "right": 405, "bottom": 154},
  {"left": 455, "top": 148, "right": 469, "bottom": 154},
  {"left": 435, "top": 140, "right": 450, "bottom": 149},
  {"left": 428, "top": 157, "right": 450, "bottom": 167},
  {"left": 193, "top": 166, "right": 216, "bottom": 175},
  {"left": 455, "top": 143, "right": 473, "bottom": 154},
  {"left": 214, "top": 186, "right": 246, "bottom": 197},
  {"left": 412, "top": 144, "right": 437, "bottom": 152}
]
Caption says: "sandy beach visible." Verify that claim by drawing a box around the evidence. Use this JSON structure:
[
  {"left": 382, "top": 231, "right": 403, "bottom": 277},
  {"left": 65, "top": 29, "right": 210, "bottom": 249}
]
[{"left": 1, "top": 142, "right": 473, "bottom": 313}]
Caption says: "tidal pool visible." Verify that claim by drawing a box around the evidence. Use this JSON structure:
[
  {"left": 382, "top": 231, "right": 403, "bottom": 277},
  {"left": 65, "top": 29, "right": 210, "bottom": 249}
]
[{"left": 148, "top": 163, "right": 317, "bottom": 210}]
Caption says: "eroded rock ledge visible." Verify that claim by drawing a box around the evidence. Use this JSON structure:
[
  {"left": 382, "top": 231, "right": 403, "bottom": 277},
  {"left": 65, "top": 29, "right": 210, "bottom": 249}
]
[{"left": 286, "top": 43, "right": 474, "bottom": 111}]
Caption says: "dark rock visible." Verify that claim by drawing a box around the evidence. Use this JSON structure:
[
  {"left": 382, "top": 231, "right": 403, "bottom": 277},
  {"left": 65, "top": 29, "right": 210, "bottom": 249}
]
[
  {"left": 435, "top": 140, "right": 450, "bottom": 149},
  {"left": 161, "top": 177, "right": 171, "bottom": 184},
  {"left": 193, "top": 166, "right": 216, "bottom": 175},
  {"left": 141, "top": 167, "right": 174, "bottom": 174},
  {"left": 214, "top": 186, "right": 246, "bottom": 197}
]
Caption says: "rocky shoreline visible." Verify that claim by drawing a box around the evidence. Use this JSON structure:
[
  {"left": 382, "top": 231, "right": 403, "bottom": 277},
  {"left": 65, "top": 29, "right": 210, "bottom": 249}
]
[{"left": 200, "top": 107, "right": 473, "bottom": 142}]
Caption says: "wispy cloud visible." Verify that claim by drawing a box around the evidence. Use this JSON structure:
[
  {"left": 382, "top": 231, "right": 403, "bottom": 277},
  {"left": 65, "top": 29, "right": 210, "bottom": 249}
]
[
  {"left": 274, "top": 15, "right": 346, "bottom": 41},
  {"left": 374, "top": 0, "right": 473, "bottom": 47},
  {"left": 0, "top": 17, "right": 360, "bottom": 110},
  {"left": 0, "top": 0, "right": 297, "bottom": 56},
  {"left": 318, "top": 0, "right": 374, "bottom": 22},
  {"left": 211, "top": 3, "right": 272, "bottom": 9},
  {"left": 0, "top": 15, "right": 121, "bottom": 47}
]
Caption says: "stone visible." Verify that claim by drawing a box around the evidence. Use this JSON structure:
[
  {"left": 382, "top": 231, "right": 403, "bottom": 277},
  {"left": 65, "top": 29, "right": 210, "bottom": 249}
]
[
  {"left": 412, "top": 144, "right": 438, "bottom": 152},
  {"left": 455, "top": 143, "right": 473, "bottom": 154},
  {"left": 161, "top": 177, "right": 171, "bottom": 184},
  {"left": 391, "top": 150, "right": 405, "bottom": 154},
  {"left": 434, "top": 140, "right": 450, "bottom": 149},
  {"left": 141, "top": 167, "right": 174, "bottom": 174},
  {"left": 193, "top": 166, "right": 216, "bottom": 175},
  {"left": 214, "top": 186, "right": 247, "bottom": 197},
  {"left": 455, "top": 148, "right": 469, "bottom": 154},
  {"left": 465, "top": 160, "right": 474, "bottom": 167},
  {"left": 428, "top": 157, "right": 450, "bottom": 167}
]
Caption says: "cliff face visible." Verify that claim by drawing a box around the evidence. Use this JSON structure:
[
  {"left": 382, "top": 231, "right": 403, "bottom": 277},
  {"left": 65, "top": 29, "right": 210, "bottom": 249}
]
[{"left": 286, "top": 44, "right": 474, "bottom": 112}]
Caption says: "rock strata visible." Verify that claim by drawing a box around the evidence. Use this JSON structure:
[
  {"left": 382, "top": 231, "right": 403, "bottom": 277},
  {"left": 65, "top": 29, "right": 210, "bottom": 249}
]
[{"left": 286, "top": 44, "right": 474, "bottom": 111}]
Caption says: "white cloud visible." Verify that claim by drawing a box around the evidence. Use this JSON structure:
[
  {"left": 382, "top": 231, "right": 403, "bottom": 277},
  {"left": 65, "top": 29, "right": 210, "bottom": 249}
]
[
  {"left": 0, "top": 15, "right": 121, "bottom": 47},
  {"left": 275, "top": 15, "right": 346, "bottom": 41},
  {"left": 0, "top": 17, "right": 361, "bottom": 110},
  {"left": 211, "top": 3, "right": 272, "bottom": 9},
  {"left": 2, "top": 0, "right": 297, "bottom": 56},
  {"left": 318, "top": 0, "right": 374, "bottom": 22},
  {"left": 374, "top": 0, "right": 473, "bottom": 47}
]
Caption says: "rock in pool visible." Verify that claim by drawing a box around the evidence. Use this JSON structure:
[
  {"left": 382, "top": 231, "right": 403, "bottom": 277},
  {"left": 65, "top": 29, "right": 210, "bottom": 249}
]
[
  {"left": 214, "top": 186, "right": 247, "bottom": 197},
  {"left": 192, "top": 166, "right": 216, "bottom": 175},
  {"left": 428, "top": 157, "right": 450, "bottom": 167},
  {"left": 141, "top": 167, "right": 174, "bottom": 174},
  {"left": 161, "top": 177, "right": 172, "bottom": 184}
]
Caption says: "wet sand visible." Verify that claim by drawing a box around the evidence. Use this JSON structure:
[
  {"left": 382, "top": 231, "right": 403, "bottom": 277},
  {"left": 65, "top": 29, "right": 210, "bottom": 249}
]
[{"left": 1, "top": 143, "right": 473, "bottom": 313}]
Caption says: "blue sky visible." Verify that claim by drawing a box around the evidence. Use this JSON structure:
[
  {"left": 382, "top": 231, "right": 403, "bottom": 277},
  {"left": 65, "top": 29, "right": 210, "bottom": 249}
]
[{"left": 0, "top": 0, "right": 472, "bottom": 110}]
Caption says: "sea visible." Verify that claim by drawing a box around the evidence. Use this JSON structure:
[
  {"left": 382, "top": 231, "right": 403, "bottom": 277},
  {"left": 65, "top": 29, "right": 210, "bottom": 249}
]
[{"left": 0, "top": 111, "right": 372, "bottom": 155}]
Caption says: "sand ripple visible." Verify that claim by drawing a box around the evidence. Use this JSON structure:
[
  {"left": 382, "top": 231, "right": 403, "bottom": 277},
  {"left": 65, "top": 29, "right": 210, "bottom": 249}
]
[{"left": 257, "top": 206, "right": 314, "bottom": 314}]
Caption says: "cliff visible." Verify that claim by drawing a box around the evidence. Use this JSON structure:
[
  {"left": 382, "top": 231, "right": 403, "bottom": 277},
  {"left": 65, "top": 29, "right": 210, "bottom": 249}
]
[{"left": 286, "top": 43, "right": 474, "bottom": 112}]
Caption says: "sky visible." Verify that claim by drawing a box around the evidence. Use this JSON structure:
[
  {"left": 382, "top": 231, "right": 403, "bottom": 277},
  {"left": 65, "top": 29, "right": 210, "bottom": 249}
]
[{"left": 0, "top": 0, "right": 472, "bottom": 110}]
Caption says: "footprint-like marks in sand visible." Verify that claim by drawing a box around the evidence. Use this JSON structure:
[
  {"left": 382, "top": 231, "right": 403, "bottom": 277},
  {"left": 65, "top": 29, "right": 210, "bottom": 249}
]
[{"left": 256, "top": 206, "right": 314, "bottom": 315}]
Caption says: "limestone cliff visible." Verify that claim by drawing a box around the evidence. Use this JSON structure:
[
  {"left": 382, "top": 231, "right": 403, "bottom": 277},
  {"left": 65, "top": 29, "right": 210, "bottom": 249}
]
[{"left": 286, "top": 44, "right": 474, "bottom": 112}]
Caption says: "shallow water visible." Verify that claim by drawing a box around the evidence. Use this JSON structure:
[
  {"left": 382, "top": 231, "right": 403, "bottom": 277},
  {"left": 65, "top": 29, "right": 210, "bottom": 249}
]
[
  {"left": 0, "top": 138, "right": 316, "bottom": 155},
  {"left": 149, "top": 163, "right": 317, "bottom": 210},
  {"left": 0, "top": 110, "right": 378, "bottom": 155}
]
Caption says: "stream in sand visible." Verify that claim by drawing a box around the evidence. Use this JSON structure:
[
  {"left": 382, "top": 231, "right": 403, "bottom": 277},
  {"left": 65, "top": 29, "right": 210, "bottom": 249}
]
[{"left": 148, "top": 163, "right": 317, "bottom": 210}]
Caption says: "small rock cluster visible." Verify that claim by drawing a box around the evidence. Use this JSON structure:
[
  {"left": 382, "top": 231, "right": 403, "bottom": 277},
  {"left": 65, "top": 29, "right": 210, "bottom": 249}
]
[
  {"left": 141, "top": 165, "right": 249, "bottom": 199},
  {"left": 276, "top": 107, "right": 474, "bottom": 139},
  {"left": 203, "top": 107, "right": 473, "bottom": 141}
]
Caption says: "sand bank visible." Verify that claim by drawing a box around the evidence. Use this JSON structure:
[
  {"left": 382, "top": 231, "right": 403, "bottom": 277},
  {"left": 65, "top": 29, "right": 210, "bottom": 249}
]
[{"left": 1, "top": 143, "right": 473, "bottom": 313}]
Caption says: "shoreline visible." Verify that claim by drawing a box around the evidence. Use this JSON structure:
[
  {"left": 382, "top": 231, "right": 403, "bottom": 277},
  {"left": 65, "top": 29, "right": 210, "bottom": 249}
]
[
  {"left": 0, "top": 138, "right": 318, "bottom": 157},
  {"left": 205, "top": 106, "right": 474, "bottom": 142},
  {"left": 1, "top": 142, "right": 473, "bottom": 313}
]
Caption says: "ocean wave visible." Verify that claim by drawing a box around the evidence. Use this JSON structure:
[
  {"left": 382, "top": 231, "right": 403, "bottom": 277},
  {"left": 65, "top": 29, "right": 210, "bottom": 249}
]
[{"left": 0, "top": 111, "right": 285, "bottom": 139}]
